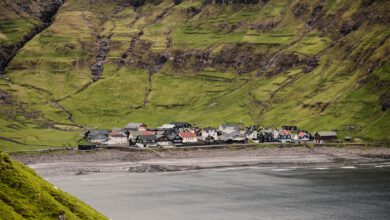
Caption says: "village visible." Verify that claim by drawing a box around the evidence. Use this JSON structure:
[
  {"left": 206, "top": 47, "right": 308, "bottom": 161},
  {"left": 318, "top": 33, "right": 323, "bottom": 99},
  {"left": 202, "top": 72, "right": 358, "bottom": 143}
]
[{"left": 82, "top": 122, "right": 340, "bottom": 149}]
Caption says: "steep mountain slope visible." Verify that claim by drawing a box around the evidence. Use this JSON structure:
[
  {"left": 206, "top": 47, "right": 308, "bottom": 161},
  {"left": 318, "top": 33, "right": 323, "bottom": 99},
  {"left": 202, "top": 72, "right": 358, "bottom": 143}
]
[
  {"left": 0, "top": 0, "right": 389, "bottom": 150},
  {"left": 0, "top": 151, "right": 108, "bottom": 219}
]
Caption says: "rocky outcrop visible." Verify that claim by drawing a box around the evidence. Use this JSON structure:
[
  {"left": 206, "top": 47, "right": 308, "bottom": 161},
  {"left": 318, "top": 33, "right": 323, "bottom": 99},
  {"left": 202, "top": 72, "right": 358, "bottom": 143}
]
[
  {"left": 0, "top": 0, "right": 63, "bottom": 75},
  {"left": 0, "top": 89, "right": 12, "bottom": 105},
  {"left": 121, "top": 0, "right": 162, "bottom": 7},
  {"left": 203, "top": 0, "right": 262, "bottom": 4},
  {"left": 380, "top": 93, "right": 390, "bottom": 111},
  {"left": 91, "top": 39, "right": 110, "bottom": 81}
]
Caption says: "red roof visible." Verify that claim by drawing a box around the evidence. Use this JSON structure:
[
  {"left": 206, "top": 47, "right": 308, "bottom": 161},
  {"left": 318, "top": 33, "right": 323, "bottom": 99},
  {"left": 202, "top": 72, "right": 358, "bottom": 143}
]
[
  {"left": 110, "top": 130, "right": 126, "bottom": 137},
  {"left": 179, "top": 132, "right": 196, "bottom": 138},
  {"left": 298, "top": 131, "right": 306, "bottom": 137},
  {"left": 279, "top": 130, "right": 292, "bottom": 135},
  {"left": 142, "top": 131, "right": 155, "bottom": 135}
]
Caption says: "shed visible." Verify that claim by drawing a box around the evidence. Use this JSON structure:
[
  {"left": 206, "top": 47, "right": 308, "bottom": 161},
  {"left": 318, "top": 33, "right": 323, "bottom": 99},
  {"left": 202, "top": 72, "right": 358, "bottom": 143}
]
[{"left": 314, "top": 131, "right": 337, "bottom": 143}]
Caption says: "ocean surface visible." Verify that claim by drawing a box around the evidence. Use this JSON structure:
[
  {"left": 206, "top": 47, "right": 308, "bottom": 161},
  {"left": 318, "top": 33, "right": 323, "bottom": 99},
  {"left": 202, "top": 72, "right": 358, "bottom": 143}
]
[{"left": 41, "top": 164, "right": 390, "bottom": 220}]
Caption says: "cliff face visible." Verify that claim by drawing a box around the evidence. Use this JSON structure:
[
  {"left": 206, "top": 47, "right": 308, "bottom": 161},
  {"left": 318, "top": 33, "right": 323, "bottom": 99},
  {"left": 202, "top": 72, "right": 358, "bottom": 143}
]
[
  {"left": 0, "top": 0, "right": 63, "bottom": 74},
  {"left": 0, "top": 0, "right": 389, "bottom": 151}
]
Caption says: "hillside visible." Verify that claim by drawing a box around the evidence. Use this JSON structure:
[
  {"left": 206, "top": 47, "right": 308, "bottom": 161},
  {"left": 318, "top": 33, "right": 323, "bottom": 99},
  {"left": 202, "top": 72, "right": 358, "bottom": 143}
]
[
  {"left": 0, "top": 0, "right": 389, "bottom": 150},
  {"left": 0, "top": 151, "right": 108, "bottom": 219}
]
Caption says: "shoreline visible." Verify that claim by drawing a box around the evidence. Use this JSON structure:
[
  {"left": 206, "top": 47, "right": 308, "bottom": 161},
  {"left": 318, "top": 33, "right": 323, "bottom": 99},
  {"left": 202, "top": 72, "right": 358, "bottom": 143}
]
[{"left": 11, "top": 145, "right": 390, "bottom": 174}]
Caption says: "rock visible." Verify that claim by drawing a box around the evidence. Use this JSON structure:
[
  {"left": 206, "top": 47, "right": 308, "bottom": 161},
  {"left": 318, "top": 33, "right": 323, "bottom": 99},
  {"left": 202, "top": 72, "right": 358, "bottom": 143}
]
[
  {"left": 292, "top": 2, "right": 309, "bottom": 17},
  {"left": 340, "top": 19, "right": 362, "bottom": 35},
  {"left": 90, "top": 39, "right": 110, "bottom": 81},
  {"left": 380, "top": 93, "right": 390, "bottom": 111},
  {"left": 0, "top": 89, "right": 12, "bottom": 105}
]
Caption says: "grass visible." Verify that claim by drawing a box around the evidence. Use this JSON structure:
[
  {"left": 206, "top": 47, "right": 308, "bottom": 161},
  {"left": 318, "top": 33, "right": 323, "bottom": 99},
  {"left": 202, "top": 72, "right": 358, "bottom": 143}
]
[
  {"left": 0, "top": 151, "right": 108, "bottom": 219},
  {"left": 1, "top": 0, "right": 389, "bottom": 151}
]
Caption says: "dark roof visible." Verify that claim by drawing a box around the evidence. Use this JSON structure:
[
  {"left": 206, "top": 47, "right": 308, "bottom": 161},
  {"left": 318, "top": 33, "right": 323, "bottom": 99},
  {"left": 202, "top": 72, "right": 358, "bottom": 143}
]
[
  {"left": 315, "top": 131, "right": 337, "bottom": 137},
  {"left": 137, "top": 135, "right": 157, "bottom": 141},
  {"left": 87, "top": 130, "right": 110, "bottom": 136},
  {"left": 203, "top": 127, "right": 217, "bottom": 132},
  {"left": 157, "top": 135, "right": 170, "bottom": 141},
  {"left": 89, "top": 133, "right": 108, "bottom": 140},
  {"left": 169, "top": 122, "right": 192, "bottom": 127}
]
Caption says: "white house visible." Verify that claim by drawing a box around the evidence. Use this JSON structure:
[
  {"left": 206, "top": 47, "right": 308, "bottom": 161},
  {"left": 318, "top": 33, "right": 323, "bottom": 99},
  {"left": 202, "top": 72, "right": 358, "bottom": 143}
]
[
  {"left": 245, "top": 130, "right": 258, "bottom": 140},
  {"left": 106, "top": 130, "right": 128, "bottom": 145},
  {"left": 202, "top": 127, "right": 218, "bottom": 141},
  {"left": 179, "top": 132, "right": 197, "bottom": 143}
]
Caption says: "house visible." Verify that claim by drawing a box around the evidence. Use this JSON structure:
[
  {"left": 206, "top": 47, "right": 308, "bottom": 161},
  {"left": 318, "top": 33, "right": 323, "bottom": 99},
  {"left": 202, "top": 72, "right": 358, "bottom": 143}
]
[
  {"left": 296, "top": 131, "right": 310, "bottom": 141},
  {"left": 204, "top": 135, "right": 216, "bottom": 143},
  {"left": 314, "top": 131, "right": 337, "bottom": 143},
  {"left": 278, "top": 129, "right": 292, "bottom": 143},
  {"left": 245, "top": 127, "right": 258, "bottom": 140},
  {"left": 171, "top": 134, "right": 183, "bottom": 145},
  {"left": 124, "top": 122, "right": 147, "bottom": 131},
  {"left": 136, "top": 135, "right": 157, "bottom": 148},
  {"left": 219, "top": 123, "right": 241, "bottom": 134},
  {"left": 127, "top": 131, "right": 143, "bottom": 145},
  {"left": 169, "top": 122, "right": 192, "bottom": 129},
  {"left": 156, "top": 135, "right": 173, "bottom": 147},
  {"left": 219, "top": 131, "right": 246, "bottom": 143},
  {"left": 179, "top": 132, "right": 197, "bottom": 144},
  {"left": 282, "top": 125, "right": 298, "bottom": 131},
  {"left": 258, "top": 129, "right": 275, "bottom": 142},
  {"left": 106, "top": 130, "right": 128, "bottom": 145},
  {"left": 202, "top": 127, "right": 218, "bottom": 141},
  {"left": 85, "top": 130, "right": 109, "bottom": 143}
]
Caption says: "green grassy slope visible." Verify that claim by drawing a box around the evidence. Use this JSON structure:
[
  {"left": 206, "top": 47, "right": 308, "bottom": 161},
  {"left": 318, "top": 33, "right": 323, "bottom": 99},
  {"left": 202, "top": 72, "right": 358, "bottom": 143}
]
[
  {"left": 0, "top": 151, "right": 108, "bottom": 220},
  {"left": 0, "top": 0, "right": 389, "bottom": 150}
]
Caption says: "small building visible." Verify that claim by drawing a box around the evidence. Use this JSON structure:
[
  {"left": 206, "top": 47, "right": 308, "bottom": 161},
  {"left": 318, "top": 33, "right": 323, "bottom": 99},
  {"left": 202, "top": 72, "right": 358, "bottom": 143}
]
[
  {"left": 106, "top": 130, "right": 128, "bottom": 145},
  {"left": 245, "top": 129, "right": 258, "bottom": 140},
  {"left": 297, "top": 131, "right": 310, "bottom": 141},
  {"left": 156, "top": 135, "right": 173, "bottom": 147},
  {"left": 258, "top": 129, "right": 275, "bottom": 142},
  {"left": 278, "top": 130, "right": 292, "bottom": 143},
  {"left": 219, "top": 131, "right": 246, "bottom": 143},
  {"left": 136, "top": 135, "right": 157, "bottom": 148},
  {"left": 78, "top": 144, "right": 97, "bottom": 150},
  {"left": 179, "top": 132, "right": 197, "bottom": 144},
  {"left": 124, "top": 123, "right": 147, "bottom": 131},
  {"left": 202, "top": 127, "right": 218, "bottom": 141},
  {"left": 314, "top": 131, "right": 337, "bottom": 143},
  {"left": 85, "top": 130, "right": 109, "bottom": 143},
  {"left": 170, "top": 134, "right": 183, "bottom": 145}
]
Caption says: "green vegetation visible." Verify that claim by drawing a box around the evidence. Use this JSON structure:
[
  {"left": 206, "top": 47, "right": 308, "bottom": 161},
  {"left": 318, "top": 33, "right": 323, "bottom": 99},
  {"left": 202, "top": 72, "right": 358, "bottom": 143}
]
[
  {"left": 0, "top": 151, "right": 108, "bottom": 219},
  {"left": 0, "top": 18, "right": 39, "bottom": 43},
  {"left": 0, "top": 0, "right": 389, "bottom": 151}
]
